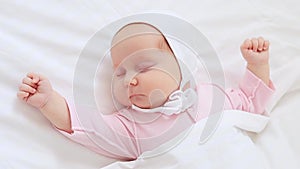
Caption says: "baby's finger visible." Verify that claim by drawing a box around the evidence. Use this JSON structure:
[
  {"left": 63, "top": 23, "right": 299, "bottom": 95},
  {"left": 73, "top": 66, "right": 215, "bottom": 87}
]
[
  {"left": 27, "top": 72, "right": 40, "bottom": 84},
  {"left": 22, "top": 77, "right": 38, "bottom": 88},
  {"left": 19, "top": 83, "right": 36, "bottom": 94},
  {"left": 257, "top": 37, "right": 264, "bottom": 52},
  {"left": 17, "top": 91, "right": 29, "bottom": 100},
  {"left": 251, "top": 38, "right": 259, "bottom": 52},
  {"left": 263, "top": 40, "right": 270, "bottom": 50}
]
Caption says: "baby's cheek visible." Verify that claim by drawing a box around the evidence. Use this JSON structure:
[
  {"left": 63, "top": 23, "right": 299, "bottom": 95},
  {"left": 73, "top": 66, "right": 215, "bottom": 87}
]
[
  {"left": 112, "top": 82, "right": 130, "bottom": 106},
  {"left": 143, "top": 70, "right": 178, "bottom": 92},
  {"left": 148, "top": 89, "right": 168, "bottom": 107}
]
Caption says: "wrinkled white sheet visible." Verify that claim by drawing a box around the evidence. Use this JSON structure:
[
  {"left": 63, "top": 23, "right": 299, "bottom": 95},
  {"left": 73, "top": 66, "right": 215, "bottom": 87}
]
[{"left": 1, "top": 0, "right": 300, "bottom": 169}]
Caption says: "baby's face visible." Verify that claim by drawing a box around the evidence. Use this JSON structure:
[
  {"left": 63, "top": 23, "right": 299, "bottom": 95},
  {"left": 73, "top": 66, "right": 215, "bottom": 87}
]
[{"left": 111, "top": 23, "right": 181, "bottom": 109}]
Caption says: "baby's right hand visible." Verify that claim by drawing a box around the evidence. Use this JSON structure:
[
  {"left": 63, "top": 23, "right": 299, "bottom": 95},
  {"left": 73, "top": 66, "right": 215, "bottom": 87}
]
[{"left": 17, "top": 72, "right": 53, "bottom": 109}]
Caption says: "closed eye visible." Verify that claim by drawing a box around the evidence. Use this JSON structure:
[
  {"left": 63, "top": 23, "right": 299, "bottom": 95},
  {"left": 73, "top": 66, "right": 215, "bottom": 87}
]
[
  {"left": 115, "top": 67, "right": 126, "bottom": 77},
  {"left": 136, "top": 61, "right": 156, "bottom": 72}
]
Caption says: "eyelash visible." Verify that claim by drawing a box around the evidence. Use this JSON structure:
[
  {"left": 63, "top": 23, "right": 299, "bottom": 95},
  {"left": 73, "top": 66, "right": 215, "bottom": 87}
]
[
  {"left": 138, "top": 66, "right": 151, "bottom": 73},
  {"left": 115, "top": 62, "right": 156, "bottom": 77},
  {"left": 137, "top": 62, "right": 156, "bottom": 72},
  {"left": 115, "top": 68, "right": 126, "bottom": 77}
]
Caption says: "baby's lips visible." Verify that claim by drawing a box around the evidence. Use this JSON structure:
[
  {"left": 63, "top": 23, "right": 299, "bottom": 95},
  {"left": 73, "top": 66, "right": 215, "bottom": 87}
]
[{"left": 129, "top": 94, "right": 145, "bottom": 99}]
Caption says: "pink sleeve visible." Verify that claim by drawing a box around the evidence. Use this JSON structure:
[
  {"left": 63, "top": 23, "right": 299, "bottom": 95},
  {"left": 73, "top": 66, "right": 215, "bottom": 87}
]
[
  {"left": 225, "top": 69, "right": 275, "bottom": 114},
  {"left": 54, "top": 100, "right": 139, "bottom": 160}
]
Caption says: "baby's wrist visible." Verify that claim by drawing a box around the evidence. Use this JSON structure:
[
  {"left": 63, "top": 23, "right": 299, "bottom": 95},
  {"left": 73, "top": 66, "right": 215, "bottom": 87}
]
[
  {"left": 247, "top": 63, "right": 269, "bottom": 70},
  {"left": 246, "top": 63, "right": 270, "bottom": 86},
  {"left": 39, "top": 90, "right": 55, "bottom": 111}
]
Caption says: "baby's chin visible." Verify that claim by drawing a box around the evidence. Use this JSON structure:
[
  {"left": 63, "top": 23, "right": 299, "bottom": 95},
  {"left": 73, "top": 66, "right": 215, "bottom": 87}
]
[
  {"left": 132, "top": 93, "right": 168, "bottom": 109},
  {"left": 129, "top": 96, "right": 152, "bottom": 109},
  {"left": 115, "top": 98, "right": 150, "bottom": 109},
  {"left": 116, "top": 92, "right": 167, "bottom": 109},
  {"left": 130, "top": 98, "right": 166, "bottom": 109}
]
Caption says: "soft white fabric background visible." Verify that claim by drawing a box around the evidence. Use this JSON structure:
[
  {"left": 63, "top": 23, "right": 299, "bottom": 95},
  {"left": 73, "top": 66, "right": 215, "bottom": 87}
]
[{"left": 0, "top": 0, "right": 300, "bottom": 168}]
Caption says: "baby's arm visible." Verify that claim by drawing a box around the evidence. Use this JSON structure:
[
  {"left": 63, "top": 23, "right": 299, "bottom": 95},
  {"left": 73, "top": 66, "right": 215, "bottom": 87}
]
[
  {"left": 17, "top": 73, "right": 72, "bottom": 133},
  {"left": 223, "top": 37, "right": 274, "bottom": 114},
  {"left": 240, "top": 37, "right": 270, "bottom": 85}
]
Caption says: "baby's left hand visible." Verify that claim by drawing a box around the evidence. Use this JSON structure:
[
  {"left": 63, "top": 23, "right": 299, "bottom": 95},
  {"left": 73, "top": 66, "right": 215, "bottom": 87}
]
[{"left": 240, "top": 37, "right": 270, "bottom": 65}]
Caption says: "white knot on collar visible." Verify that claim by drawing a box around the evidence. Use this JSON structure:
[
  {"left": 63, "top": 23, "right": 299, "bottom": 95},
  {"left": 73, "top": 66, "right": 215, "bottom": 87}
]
[{"left": 131, "top": 88, "right": 198, "bottom": 115}]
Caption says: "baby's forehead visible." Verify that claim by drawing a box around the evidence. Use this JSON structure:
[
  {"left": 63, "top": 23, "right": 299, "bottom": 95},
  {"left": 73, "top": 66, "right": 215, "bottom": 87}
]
[
  {"left": 111, "top": 23, "right": 164, "bottom": 46},
  {"left": 110, "top": 23, "right": 177, "bottom": 68}
]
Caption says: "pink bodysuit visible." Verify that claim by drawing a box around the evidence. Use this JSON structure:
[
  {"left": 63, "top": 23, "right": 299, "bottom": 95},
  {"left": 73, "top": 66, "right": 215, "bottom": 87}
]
[{"left": 56, "top": 69, "right": 275, "bottom": 160}]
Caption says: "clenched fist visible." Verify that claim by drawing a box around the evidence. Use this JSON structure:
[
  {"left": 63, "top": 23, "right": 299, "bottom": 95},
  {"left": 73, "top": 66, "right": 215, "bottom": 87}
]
[
  {"left": 240, "top": 37, "right": 270, "bottom": 65},
  {"left": 17, "top": 72, "right": 53, "bottom": 109}
]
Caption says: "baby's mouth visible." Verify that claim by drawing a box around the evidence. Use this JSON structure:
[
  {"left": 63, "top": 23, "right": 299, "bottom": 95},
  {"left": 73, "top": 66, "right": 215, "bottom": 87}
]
[{"left": 129, "top": 94, "right": 145, "bottom": 99}]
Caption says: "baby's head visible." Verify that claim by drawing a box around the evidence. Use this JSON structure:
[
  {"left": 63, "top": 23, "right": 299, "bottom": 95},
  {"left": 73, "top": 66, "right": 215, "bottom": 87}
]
[{"left": 110, "top": 23, "right": 181, "bottom": 109}]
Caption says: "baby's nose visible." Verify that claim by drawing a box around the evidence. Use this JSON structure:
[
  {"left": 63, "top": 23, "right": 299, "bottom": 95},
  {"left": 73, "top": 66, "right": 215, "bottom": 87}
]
[
  {"left": 129, "top": 78, "right": 138, "bottom": 86},
  {"left": 124, "top": 73, "right": 138, "bottom": 87},
  {"left": 124, "top": 77, "right": 138, "bottom": 86}
]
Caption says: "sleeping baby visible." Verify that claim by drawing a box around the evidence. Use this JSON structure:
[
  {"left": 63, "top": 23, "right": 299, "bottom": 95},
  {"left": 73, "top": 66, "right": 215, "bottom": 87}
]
[{"left": 17, "top": 22, "right": 274, "bottom": 161}]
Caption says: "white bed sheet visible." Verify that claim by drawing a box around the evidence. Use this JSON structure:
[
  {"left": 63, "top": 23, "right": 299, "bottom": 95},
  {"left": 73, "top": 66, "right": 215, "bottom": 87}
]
[{"left": 1, "top": 0, "right": 300, "bottom": 169}]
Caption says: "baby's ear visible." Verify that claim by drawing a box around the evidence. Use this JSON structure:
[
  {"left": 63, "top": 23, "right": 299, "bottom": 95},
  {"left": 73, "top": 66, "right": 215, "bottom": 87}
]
[{"left": 182, "top": 82, "right": 190, "bottom": 91}]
